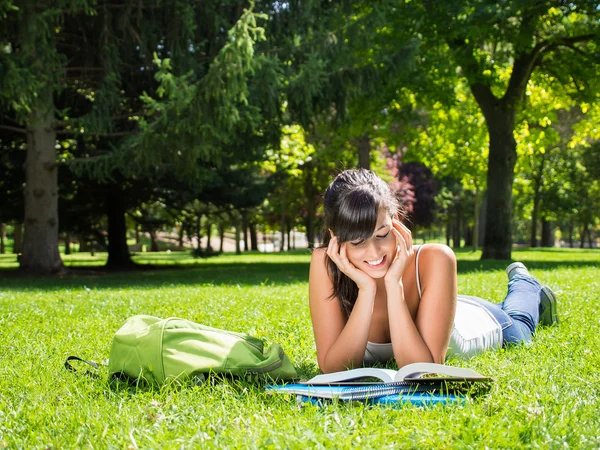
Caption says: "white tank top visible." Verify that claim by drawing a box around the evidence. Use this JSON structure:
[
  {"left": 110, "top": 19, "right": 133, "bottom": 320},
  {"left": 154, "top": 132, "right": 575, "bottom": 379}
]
[{"left": 363, "top": 245, "right": 502, "bottom": 364}]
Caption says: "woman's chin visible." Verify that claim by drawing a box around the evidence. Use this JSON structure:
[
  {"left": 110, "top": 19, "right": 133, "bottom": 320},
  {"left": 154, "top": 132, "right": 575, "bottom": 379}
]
[{"left": 368, "top": 271, "right": 387, "bottom": 279}]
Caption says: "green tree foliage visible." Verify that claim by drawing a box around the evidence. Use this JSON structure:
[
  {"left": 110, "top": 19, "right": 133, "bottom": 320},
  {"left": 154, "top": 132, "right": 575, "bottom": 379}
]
[
  {"left": 414, "top": 0, "right": 600, "bottom": 258},
  {"left": 406, "top": 81, "right": 488, "bottom": 250},
  {"left": 1, "top": 1, "right": 277, "bottom": 272}
]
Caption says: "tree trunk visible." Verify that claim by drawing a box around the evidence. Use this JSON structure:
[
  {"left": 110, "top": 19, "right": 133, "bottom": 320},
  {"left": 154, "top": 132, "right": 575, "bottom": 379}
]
[
  {"left": 205, "top": 221, "right": 213, "bottom": 252},
  {"left": 0, "top": 223, "right": 5, "bottom": 254},
  {"left": 453, "top": 203, "right": 461, "bottom": 249},
  {"left": 135, "top": 225, "right": 141, "bottom": 245},
  {"left": 280, "top": 199, "right": 286, "bottom": 252},
  {"left": 13, "top": 222, "right": 23, "bottom": 254},
  {"left": 530, "top": 214, "right": 538, "bottom": 248},
  {"left": 448, "top": 11, "right": 540, "bottom": 259},
  {"left": 540, "top": 218, "right": 553, "bottom": 247},
  {"left": 235, "top": 218, "right": 241, "bottom": 255},
  {"left": 480, "top": 112, "right": 518, "bottom": 259},
  {"left": 445, "top": 221, "right": 451, "bottom": 247},
  {"left": 530, "top": 152, "right": 547, "bottom": 248},
  {"left": 478, "top": 192, "right": 487, "bottom": 248},
  {"left": 21, "top": 98, "right": 64, "bottom": 273},
  {"left": 241, "top": 211, "right": 249, "bottom": 252},
  {"left": 568, "top": 221, "right": 573, "bottom": 248},
  {"left": 178, "top": 223, "right": 185, "bottom": 249},
  {"left": 472, "top": 190, "right": 481, "bottom": 252},
  {"left": 249, "top": 222, "right": 258, "bottom": 251},
  {"left": 304, "top": 164, "right": 316, "bottom": 249},
  {"left": 195, "top": 214, "right": 202, "bottom": 250},
  {"left": 464, "top": 226, "right": 473, "bottom": 247},
  {"left": 357, "top": 133, "right": 371, "bottom": 170},
  {"left": 287, "top": 220, "right": 291, "bottom": 252},
  {"left": 219, "top": 222, "right": 225, "bottom": 253},
  {"left": 580, "top": 223, "right": 586, "bottom": 249},
  {"left": 106, "top": 189, "right": 133, "bottom": 268},
  {"left": 64, "top": 234, "right": 71, "bottom": 255},
  {"left": 587, "top": 224, "right": 594, "bottom": 248},
  {"left": 149, "top": 231, "right": 159, "bottom": 252}
]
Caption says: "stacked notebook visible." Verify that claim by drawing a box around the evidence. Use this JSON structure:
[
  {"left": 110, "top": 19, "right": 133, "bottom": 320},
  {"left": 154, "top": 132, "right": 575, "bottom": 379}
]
[{"left": 266, "top": 362, "right": 492, "bottom": 407}]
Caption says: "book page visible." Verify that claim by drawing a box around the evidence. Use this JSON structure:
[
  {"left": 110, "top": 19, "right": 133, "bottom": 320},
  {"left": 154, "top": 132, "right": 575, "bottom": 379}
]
[
  {"left": 394, "top": 362, "right": 488, "bottom": 381},
  {"left": 308, "top": 367, "right": 397, "bottom": 384}
]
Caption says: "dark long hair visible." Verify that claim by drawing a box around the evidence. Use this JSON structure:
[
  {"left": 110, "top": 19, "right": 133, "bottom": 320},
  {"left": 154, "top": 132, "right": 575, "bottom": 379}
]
[{"left": 320, "top": 169, "right": 401, "bottom": 317}]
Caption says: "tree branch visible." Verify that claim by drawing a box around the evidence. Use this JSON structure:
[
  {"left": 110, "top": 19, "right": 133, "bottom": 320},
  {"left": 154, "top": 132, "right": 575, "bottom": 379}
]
[
  {"left": 563, "top": 43, "right": 589, "bottom": 58},
  {"left": 503, "top": 51, "right": 538, "bottom": 111},
  {"left": 3, "top": 115, "right": 21, "bottom": 125},
  {"left": 67, "top": 154, "right": 112, "bottom": 164},
  {"left": 65, "top": 67, "right": 105, "bottom": 73},
  {"left": 534, "top": 34, "right": 597, "bottom": 57},
  {"left": 0, "top": 125, "right": 27, "bottom": 135},
  {"left": 56, "top": 130, "right": 136, "bottom": 137},
  {"left": 55, "top": 112, "right": 145, "bottom": 128},
  {"left": 501, "top": 8, "right": 545, "bottom": 111},
  {"left": 448, "top": 39, "right": 498, "bottom": 120}
]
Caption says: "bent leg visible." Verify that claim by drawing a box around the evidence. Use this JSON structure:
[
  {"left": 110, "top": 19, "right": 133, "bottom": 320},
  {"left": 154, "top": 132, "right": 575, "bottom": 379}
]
[
  {"left": 461, "top": 279, "right": 539, "bottom": 346},
  {"left": 499, "top": 274, "right": 541, "bottom": 344}
]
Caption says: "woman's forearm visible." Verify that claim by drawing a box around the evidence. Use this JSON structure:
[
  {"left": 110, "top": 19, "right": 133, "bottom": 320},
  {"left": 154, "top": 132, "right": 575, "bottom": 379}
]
[
  {"left": 386, "top": 282, "right": 435, "bottom": 366},
  {"left": 320, "top": 287, "right": 376, "bottom": 373}
]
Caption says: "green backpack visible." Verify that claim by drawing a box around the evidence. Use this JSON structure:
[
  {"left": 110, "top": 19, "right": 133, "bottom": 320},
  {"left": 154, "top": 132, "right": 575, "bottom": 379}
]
[{"left": 105, "top": 315, "right": 297, "bottom": 385}]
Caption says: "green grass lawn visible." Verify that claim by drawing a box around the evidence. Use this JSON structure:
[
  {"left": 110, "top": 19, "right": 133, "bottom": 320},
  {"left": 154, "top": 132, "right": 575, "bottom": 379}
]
[{"left": 1, "top": 248, "right": 599, "bottom": 448}]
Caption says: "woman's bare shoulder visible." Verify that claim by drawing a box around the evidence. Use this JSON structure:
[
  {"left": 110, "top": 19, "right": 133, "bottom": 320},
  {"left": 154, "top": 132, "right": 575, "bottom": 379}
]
[
  {"left": 310, "top": 247, "right": 328, "bottom": 266},
  {"left": 418, "top": 243, "right": 456, "bottom": 262},
  {"left": 417, "top": 243, "right": 457, "bottom": 276},
  {"left": 309, "top": 247, "right": 333, "bottom": 289}
]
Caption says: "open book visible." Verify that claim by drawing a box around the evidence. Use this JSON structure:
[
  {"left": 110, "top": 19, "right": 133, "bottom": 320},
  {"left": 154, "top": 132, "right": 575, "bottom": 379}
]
[
  {"left": 265, "top": 363, "right": 491, "bottom": 402},
  {"left": 306, "top": 362, "right": 490, "bottom": 385}
]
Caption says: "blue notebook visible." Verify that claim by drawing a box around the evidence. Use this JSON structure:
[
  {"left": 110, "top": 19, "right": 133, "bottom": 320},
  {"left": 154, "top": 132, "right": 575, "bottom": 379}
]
[
  {"left": 297, "top": 392, "right": 465, "bottom": 408},
  {"left": 266, "top": 363, "right": 489, "bottom": 407},
  {"left": 266, "top": 382, "right": 442, "bottom": 401}
]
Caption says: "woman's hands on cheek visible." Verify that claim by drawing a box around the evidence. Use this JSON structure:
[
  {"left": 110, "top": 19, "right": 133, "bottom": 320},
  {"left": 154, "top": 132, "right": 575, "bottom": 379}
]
[
  {"left": 384, "top": 219, "right": 414, "bottom": 287},
  {"left": 327, "top": 233, "right": 376, "bottom": 292}
]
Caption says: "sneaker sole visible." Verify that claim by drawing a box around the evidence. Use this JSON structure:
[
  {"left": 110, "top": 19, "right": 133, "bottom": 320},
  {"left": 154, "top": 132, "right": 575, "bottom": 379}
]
[{"left": 540, "top": 285, "right": 559, "bottom": 326}]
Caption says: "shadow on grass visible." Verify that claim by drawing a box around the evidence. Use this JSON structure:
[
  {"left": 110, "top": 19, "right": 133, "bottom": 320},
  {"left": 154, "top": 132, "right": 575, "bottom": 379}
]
[
  {"left": 457, "top": 259, "right": 600, "bottom": 274},
  {"left": 0, "top": 248, "right": 598, "bottom": 290},
  {"left": 0, "top": 261, "right": 311, "bottom": 290}
]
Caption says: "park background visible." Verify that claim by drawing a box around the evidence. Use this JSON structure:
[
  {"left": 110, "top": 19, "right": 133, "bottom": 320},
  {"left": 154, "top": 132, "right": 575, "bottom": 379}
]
[{"left": 1, "top": 0, "right": 600, "bottom": 448}]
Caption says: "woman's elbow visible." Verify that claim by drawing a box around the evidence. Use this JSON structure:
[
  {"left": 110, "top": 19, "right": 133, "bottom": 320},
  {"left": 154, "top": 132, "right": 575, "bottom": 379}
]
[
  {"left": 318, "top": 353, "right": 359, "bottom": 374},
  {"left": 317, "top": 353, "right": 335, "bottom": 374},
  {"left": 433, "top": 349, "right": 447, "bottom": 365}
]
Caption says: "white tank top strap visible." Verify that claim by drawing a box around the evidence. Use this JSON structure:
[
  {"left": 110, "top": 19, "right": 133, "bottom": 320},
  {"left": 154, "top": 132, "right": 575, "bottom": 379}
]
[{"left": 415, "top": 245, "right": 425, "bottom": 300}]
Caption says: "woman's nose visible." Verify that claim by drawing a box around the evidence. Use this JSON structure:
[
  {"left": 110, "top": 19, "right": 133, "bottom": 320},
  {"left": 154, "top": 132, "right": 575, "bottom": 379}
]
[{"left": 365, "top": 239, "right": 381, "bottom": 256}]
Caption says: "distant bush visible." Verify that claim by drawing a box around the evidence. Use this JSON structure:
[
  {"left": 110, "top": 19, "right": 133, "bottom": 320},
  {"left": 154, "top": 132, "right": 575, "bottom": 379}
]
[{"left": 190, "top": 247, "right": 221, "bottom": 258}]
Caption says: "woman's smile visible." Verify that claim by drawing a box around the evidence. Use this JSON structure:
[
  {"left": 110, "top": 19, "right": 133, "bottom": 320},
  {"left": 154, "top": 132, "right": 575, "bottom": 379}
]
[{"left": 365, "top": 255, "right": 387, "bottom": 269}]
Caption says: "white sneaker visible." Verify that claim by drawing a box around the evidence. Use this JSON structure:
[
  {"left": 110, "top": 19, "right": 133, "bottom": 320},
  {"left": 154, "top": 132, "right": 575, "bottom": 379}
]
[{"left": 506, "top": 262, "right": 530, "bottom": 280}]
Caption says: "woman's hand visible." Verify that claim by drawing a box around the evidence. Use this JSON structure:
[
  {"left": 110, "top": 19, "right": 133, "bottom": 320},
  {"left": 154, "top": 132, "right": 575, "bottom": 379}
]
[
  {"left": 327, "top": 233, "right": 376, "bottom": 292},
  {"left": 384, "top": 219, "right": 414, "bottom": 287}
]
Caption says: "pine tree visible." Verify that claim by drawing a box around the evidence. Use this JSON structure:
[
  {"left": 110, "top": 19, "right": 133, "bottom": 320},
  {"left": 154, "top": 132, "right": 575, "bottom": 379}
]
[{"left": 1, "top": 1, "right": 273, "bottom": 272}]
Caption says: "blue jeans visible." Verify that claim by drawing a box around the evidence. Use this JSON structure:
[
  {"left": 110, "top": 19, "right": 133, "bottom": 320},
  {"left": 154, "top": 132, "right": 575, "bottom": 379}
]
[{"left": 463, "top": 275, "right": 541, "bottom": 345}]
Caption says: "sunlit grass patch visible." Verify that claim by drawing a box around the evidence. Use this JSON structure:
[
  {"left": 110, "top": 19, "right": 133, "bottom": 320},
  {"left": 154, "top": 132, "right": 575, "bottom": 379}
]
[{"left": 0, "top": 248, "right": 598, "bottom": 448}]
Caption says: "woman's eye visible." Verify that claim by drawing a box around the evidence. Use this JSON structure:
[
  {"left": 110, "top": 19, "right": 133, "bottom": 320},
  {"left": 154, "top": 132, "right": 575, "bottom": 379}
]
[
  {"left": 377, "top": 231, "right": 390, "bottom": 239},
  {"left": 350, "top": 240, "right": 365, "bottom": 246}
]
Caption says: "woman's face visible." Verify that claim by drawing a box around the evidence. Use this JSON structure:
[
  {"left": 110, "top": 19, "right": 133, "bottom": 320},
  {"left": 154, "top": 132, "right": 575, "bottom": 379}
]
[{"left": 344, "top": 208, "right": 396, "bottom": 279}]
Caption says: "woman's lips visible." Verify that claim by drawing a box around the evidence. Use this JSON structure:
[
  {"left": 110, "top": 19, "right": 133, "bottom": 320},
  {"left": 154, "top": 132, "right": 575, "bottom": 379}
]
[{"left": 365, "top": 255, "right": 386, "bottom": 269}]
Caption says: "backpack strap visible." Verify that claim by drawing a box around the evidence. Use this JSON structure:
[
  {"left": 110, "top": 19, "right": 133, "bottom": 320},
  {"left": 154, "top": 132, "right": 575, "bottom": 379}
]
[{"left": 64, "top": 356, "right": 101, "bottom": 377}]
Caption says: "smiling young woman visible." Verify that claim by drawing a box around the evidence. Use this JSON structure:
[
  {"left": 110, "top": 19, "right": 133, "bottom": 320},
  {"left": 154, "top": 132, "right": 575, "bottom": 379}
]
[{"left": 309, "top": 169, "right": 559, "bottom": 374}]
